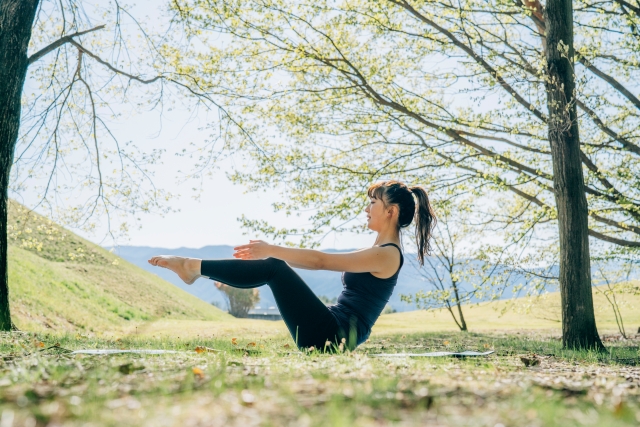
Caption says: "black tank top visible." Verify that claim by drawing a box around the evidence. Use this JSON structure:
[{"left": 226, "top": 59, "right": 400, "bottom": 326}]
[{"left": 328, "top": 243, "right": 404, "bottom": 345}]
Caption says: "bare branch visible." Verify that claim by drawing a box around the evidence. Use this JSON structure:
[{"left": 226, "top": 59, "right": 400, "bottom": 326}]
[
  {"left": 28, "top": 25, "right": 106, "bottom": 65},
  {"left": 69, "top": 40, "right": 163, "bottom": 84},
  {"left": 578, "top": 56, "right": 640, "bottom": 111},
  {"left": 390, "top": 0, "right": 547, "bottom": 122},
  {"left": 588, "top": 229, "right": 640, "bottom": 247}
]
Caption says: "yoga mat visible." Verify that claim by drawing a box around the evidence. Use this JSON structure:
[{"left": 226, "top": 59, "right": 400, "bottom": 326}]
[
  {"left": 372, "top": 350, "right": 494, "bottom": 358},
  {"left": 71, "top": 349, "right": 182, "bottom": 355}
]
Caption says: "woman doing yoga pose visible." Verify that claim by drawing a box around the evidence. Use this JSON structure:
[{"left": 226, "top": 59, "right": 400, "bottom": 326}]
[{"left": 148, "top": 180, "right": 436, "bottom": 351}]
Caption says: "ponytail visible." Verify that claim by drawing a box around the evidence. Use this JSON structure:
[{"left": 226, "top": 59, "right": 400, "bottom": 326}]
[
  {"left": 409, "top": 186, "right": 436, "bottom": 266},
  {"left": 367, "top": 180, "right": 436, "bottom": 266}
]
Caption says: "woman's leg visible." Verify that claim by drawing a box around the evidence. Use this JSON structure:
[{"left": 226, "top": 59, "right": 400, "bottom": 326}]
[{"left": 201, "top": 258, "right": 340, "bottom": 349}]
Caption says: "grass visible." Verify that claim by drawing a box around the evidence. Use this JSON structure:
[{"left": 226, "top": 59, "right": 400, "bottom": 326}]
[
  {"left": 0, "top": 330, "right": 637, "bottom": 426},
  {"left": 7, "top": 200, "right": 236, "bottom": 334},
  {"left": 374, "top": 286, "right": 640, "bottom": 336}
]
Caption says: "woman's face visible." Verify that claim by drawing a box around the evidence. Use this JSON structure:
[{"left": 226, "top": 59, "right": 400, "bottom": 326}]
[{"left": 365, "top": 196, "right": 390, "bottom": 231}]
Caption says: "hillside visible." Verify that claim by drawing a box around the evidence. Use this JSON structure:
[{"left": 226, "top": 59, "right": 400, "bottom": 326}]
[
  {"left": 7, "top": 201, "right": 233, "bottom": 334},
  {"left": 374, "top": 282, "right": 640, "bottom": 335}
]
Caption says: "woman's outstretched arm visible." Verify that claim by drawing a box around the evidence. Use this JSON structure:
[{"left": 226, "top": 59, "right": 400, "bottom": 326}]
[{"left": 233, "top": 240, "right": 400, "bottom": 277}]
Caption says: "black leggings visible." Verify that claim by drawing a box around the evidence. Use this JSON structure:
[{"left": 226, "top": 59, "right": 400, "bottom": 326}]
[{"left": 201, "top": 258, "right": 342, "bottom": 349}]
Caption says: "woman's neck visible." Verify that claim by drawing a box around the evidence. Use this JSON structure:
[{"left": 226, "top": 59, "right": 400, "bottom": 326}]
[{"left": 374, "top": 230, "right": 400, "bottom": 247}]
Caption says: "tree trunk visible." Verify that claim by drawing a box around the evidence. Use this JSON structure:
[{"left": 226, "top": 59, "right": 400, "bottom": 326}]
[
  {"left": 0, "top": 0, "right": 41, "bottom": 330},
  {"left": 544, "top": 0, "right": 604, "bottom": 350},
  {"left": 451, "top": 281, "right": 468, "bottom": 331}
]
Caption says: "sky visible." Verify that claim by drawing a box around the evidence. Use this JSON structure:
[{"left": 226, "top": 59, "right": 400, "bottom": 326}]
[
  {"left": 13, "top": 89, "right": 374, "bottom": 251},
  {"left": 88, "top": 106, "right": 374, "bottom": 250}
]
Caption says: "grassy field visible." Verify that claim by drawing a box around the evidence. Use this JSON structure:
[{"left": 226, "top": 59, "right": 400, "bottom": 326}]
[
  {"left": 0, "top": 331, "right": 638, "bottom": 427},
  {"left": 374, "top": 286, "right": 640, "bottom": 336},
  {"left": 5, "top": 201, "right": 640, "bottom": 426}
]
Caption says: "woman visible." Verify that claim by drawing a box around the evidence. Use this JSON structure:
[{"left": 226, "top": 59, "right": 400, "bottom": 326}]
[{"left": 148, "top": 181, "right": 435, "bottom": 351}]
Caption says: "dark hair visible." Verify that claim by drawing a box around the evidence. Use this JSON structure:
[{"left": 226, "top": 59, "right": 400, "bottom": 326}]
[{"left": 367, "top": 180, "right": 436, "bottom": 266}]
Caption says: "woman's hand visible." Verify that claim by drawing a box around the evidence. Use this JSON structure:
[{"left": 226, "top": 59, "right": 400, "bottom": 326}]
[{"left": 233, "top": 240, "right": 273, "bottom": 260}]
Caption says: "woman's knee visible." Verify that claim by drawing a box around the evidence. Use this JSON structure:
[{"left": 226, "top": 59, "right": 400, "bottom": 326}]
[
  {"left": 265, "top": 257, "right": 287, "bottom": 267},
  {"left": 264, "top": 257, "right": 291, "bottom": 277}
]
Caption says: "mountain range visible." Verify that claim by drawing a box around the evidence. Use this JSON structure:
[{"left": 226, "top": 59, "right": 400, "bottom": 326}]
[{"left": 105, "top": 245, "right": 639, "bottom": 314}]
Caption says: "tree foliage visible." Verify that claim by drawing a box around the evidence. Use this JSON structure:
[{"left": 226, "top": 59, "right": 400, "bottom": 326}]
[{"left": 169, "top": 0, "right": 640, "bottom": 254}]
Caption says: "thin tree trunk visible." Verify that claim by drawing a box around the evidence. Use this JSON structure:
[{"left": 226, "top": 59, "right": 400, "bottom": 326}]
[
  {"left": 451, "top": 281, "right": 467, "bottom": 331},
  {"left": 0, "top": 0, "right": 41, "bottom": 330},
  {"left": 544, "top": 0, "right": 605, "bottom": 350},
  {"left": 444, "top": 302, "right": 464, "bottom": 330}
]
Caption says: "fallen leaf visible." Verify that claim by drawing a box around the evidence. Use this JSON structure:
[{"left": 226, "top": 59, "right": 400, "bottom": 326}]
[
  {"left": 231, "top": 338, "right": 238, "bottom": 346},
  {"left": 36, "top": 341, "right": 45, "bottom": 348},
  {"left": 443, "top": 341, "right": 450, "bottom": 346},
  {"left": 195, "top": 346, "right": 220, "bottom": 354},
  {"left": 247, "top": 342, "right": 256, "bottom": 347},
  {"left": 283, "top": 343, "right": 290, "bottom": 348},
  {"left": 614, "top": 400, "right": 625, "bottom": 416},
  {"left": 192, "top": 367, "right": 205, "bottom": 379}
]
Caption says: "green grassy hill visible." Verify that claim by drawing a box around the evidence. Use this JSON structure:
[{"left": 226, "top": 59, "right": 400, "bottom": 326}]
[
  {"left": 7, "top": 200, "right": 233, "bottom": 335},
  {"left": 374, "top": 282, "right": 640, "bottom": 335}
]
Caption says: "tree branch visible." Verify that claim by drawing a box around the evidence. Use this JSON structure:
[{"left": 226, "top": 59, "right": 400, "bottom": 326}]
[
  {"left": 614, "top": 0, "right": 640, "bottom": 16},
  {"left": 390, "top": 0, "right": 548, "bottom": 122},
  {"left": 576, "top": 99, "right": 640, "bottom": 156},
  {"left": 28, "top": 25, "right": 106, "bottom": 65},
  {"left": 578, "top": 56, "right": 640, "bottom": 111},
  {"left": 69, "top": 40, "right": 164, "bottom": 84},
  {"left": 588, "top": 229, "right": 640, "bottom": 247}
]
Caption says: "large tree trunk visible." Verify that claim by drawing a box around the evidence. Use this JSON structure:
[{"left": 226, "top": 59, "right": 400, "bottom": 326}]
[
  {"left": 544, "top": 0, "right": 604, "bottom": 350},
  {"left": 0, "top": 0, "right": 41, "bottom": 330}
]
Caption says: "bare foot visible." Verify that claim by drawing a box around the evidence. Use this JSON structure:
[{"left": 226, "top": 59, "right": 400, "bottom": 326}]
[{"left": 148, "top": 255, "right": 202, "bottom": 285}]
